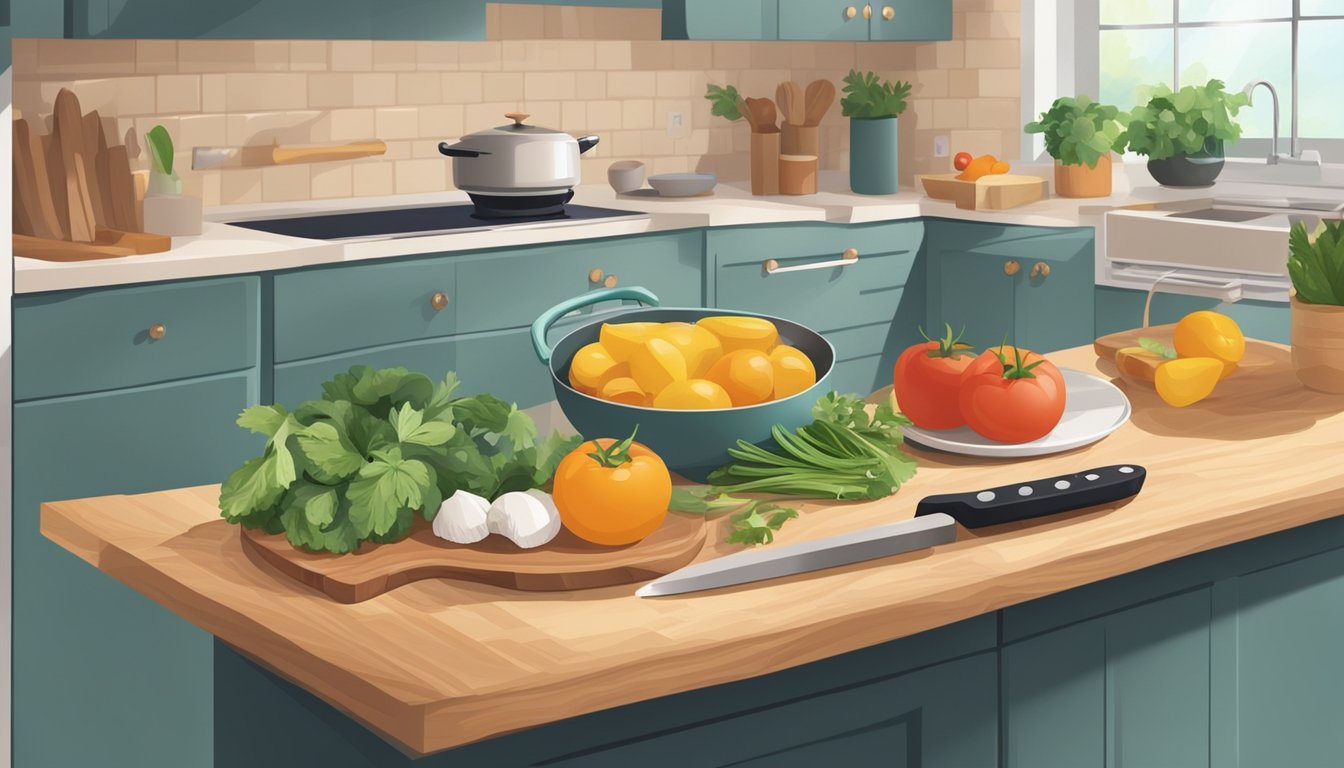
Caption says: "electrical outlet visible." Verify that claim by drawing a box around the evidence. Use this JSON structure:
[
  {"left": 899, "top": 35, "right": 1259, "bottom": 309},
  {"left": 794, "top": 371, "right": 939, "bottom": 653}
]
[
  {"left": 667, "top": 111, "right": 686, "bottom": 138},
  {"left": 933, "top": 135, "right": 950, "bottom": 157}
]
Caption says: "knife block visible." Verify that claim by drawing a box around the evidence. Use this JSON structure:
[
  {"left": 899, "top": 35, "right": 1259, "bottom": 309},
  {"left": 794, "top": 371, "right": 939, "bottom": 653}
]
[{"left": 750, "top": 132, "right": 780, "bottom": 195}]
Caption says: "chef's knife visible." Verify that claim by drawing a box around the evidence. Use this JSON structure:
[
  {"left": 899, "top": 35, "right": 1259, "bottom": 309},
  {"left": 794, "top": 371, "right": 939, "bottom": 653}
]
[
  {"left": 636, "top": 513, "right": 957, "bottom": 597},
  {"left": 914, "top": 464, "right": 1146, "bottom": 528}
]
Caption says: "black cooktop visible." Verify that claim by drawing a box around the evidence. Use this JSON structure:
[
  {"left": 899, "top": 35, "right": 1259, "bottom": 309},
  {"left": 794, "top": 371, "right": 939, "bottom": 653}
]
[{"left": 228, "top": 203, "right": 646, "bottom": 241}]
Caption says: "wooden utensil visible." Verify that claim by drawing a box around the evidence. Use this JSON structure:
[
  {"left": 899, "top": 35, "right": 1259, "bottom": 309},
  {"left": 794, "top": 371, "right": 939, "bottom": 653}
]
[
  {"left": 919, "top": 173, "right": 1047, "bottom": 210},
  {"left": 50, "top": 88, "right": 98, "bottom": 242},
  {"left": 12, "top": 119, "right": 64, "bottom": 240},
  {"left": 804, "top": 80, "right": 836, "bottom": 126},
  {"left": 745, "top": 97, "right": 779, "bottom": 133},
  {"left": 750, "top": 131, "right": 780, "bottom": 195},
  {"left": 239, "top": 514, "right": 707, "bottom": 603},
  {"left": 735, "top": 96, "right": 756, "bottom": 132},
  {"left": 81, "top": 110, "right": 109, "bottom": 228},
  {"left": 106, "top": 145, "right": 140, "bottom": 232},
  {"left": 781, "top": 124, "right": 819, "bottom": 156},
  {"left": 787, "top": 80, "right": 805, "bottom": 126},
  {"left": 775, "top": 83, "right": 793, "bottom": 128}
]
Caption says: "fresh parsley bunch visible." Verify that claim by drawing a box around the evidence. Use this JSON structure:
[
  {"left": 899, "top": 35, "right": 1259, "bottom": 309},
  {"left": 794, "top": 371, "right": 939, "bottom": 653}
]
[
  {"left": 840, "top": 70, "right": 912, "bottom": 119},
  {"left": 218, "top": 366, "right": 581, "bottom": 554}
]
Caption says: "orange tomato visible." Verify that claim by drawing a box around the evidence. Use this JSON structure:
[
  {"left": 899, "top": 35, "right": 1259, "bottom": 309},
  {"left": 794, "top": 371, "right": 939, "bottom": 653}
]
[{"left": 552, "top": 432, "right": 673, "bottom": 546}]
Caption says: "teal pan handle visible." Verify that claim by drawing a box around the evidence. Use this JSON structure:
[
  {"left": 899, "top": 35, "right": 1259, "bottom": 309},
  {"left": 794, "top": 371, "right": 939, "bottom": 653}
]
[{"left": 531, "top": 286, "right": 660, "bottom": 364}]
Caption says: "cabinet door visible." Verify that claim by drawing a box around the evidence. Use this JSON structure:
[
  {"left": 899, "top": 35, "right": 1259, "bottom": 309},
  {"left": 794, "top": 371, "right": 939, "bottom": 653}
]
[
  {"left": 1002, "top": 588, "right": 1211, "bottom": 768},
  {"left": 929, "top": 248, "right": 1017, "bottom": 350},
  {"left": 662, "top": 0, "right": 778, "bottom": 39},
  {"left": 13, "top": 371, "right": 261, "bottom": 768},
  {"left": 1015, "top": 233, "right": 1095, "bottom": 352},
  {"left": 778, "top": 0, "right": 869, "bottom": 40},
  {"left": 868, "top": 0, "right": 952, "bottom": 41}
]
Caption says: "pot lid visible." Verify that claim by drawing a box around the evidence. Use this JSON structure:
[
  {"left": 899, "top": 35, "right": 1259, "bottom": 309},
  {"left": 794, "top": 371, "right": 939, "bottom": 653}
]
[{"left": 471, "top": 112, "right": 571, "bottom": 138}]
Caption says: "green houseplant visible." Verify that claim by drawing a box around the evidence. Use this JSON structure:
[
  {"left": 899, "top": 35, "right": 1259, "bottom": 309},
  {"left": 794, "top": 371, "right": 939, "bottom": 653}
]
[
  {"left": 1024, "top": 95, "right": 1127, "bottom": 198},
  {"left": 1287, "top": 219, "right": 1344, "bottom": 392},
  {"left": 1124, "top": 79, "right": 1250, "bottom": 187},
  {"left": 840, "top": 69, "right": 912, "bottom": 195}
]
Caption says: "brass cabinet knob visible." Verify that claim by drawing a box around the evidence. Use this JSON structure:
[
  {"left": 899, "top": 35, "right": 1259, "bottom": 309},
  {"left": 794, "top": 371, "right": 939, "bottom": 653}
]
[
  {"left": 882, "top": 5, "right": 895, "bottom": 20},
  {"left": 1031, "top": 262, "right": 1051, "bottom": 279},
  {"left": 603, "top": 274, "right": 618, "bottom": 289},
  {"left": 863, "top": 4, "right": 872, "bottom": 19},
  {"left": 844, "top": 5, "right": 857, "bottom": 19},
  {"left": 588, "top": 268, "right": 604, "bottom": 283},
  {"left": 430, "top": 291, "right": 450, "bottom": 311},
  {"left": 148, "top": 323, "right": 166, "bottom": 340},
  {"left": 1004, "top": 259, "right": 1021, "bottom": 276}
]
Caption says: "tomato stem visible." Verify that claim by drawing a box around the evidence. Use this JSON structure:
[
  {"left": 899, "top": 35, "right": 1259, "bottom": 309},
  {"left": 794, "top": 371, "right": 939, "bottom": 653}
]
[
  {"left": 587, "top": 425, "right": 639, "bottom": 468},
  {"left": 992, "top": 343, "right": 1044, "bottom": 380},
  {"left": 918, "top": 322, "right": 975, "bottom": 359}
]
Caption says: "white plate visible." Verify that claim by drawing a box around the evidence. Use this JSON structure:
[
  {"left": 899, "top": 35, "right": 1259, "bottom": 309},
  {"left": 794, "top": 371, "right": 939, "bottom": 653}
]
[{"left": 902, "top": 369, "right": 1132, "bottom": 458}]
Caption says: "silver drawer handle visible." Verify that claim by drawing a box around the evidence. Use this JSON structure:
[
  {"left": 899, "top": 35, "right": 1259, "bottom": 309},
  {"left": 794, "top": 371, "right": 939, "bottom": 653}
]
[{"left": 763, "top": 248, "right": 859, "bottom": 275}]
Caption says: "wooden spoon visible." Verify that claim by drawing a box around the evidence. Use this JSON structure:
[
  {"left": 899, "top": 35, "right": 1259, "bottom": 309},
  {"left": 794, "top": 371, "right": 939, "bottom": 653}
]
[
  {"left": 745, "top": 97, "right": 779, "bottom": 134},
  {"left": 775, "top": 83, "right": 793, "bottom": 127},
  {"left": 804, "top": 80, "right": 837, "bottom": 126},
  {"left": 735, "top": 96, "right": 757, "bottom": 132},
  {"left": 786, "top": 81, "right": 805, "bottom": 125}
]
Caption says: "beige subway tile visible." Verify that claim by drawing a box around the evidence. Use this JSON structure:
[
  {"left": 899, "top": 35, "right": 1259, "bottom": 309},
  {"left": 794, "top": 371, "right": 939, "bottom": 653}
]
[
  {"left": 622, "top": 100, "right": 654, "bottom": 130},
  {"left": 482, "top": 72, "right": 525, "bottom": 102},
  {"left": 417, "top": 41, "right": 459, "bottom": 71},
  {"left": 913, "top": 43, "right": 938, "bottom": 69},
  {"left": 441, "top": 72, "right": 484, "bottom": 103},
  {"left": 255, "top": 41, "right": 289, "bottom": 71},
  {"left": 813, "top": 42, "right": 857, "bottom": 69},
  {"left": 395, "top": 159, "right": 447, "bottom": 194},
  {"left": 607, "top": 70, "right": 656, "bottom": 99},
  {"left": 967, "top": 97, "right": 1019, "bottom": 130},
  {"left": 954, "top": 10, "right": 968, "bottom": 39},
  {"left": 933, "top": 99, "right": 969, "bottom": 129},
  {"left": 856, "top": 42, "right": 916, "bottom": 71},
  {"left": 964, "top": 39, "right": 1019, "bottom": 69},
  {"left": 397, "top": 72, "right": 442, "bottom": 105},
  {"left": 716, "top": 152, "right": 749, "bottom": 181},
  {"left": 311, "top": 164, "right": 354, "bottom": 199},
  {"left": 37, "top": 39, "right": 136, "bottom": 76},
  {"left": 353, "top": 162, "right": 395, "bottom": 196},
  {"left": 648, "top": 156, "right": 690, "bottom": 175},
  {"left": 221, "top": 169, "right": 264, "bottom": 204},
  {"left": 46, "top": 78, "right": 109, "bottom": 115},
  {"left": 177, "top": 114, "right": 228, "bottom": 148},
  {"left": 916, "top": 69, "right": 949, "bottom": 98},
  {"left": 373, "top": 41, "right": 416, "bottom": 71},
  {"left": 486, "top": 1, "right": 503, "bottom": 39},
  {"left": 308, "top": 73, "right": 354, "bottom": 108},
  {"left": 978, "top": 68, "right": 1021, "bottom": 97},
  {"left": 655, "top": 71, "right": 692, "bottom": 99},
  {"left": 411, "top": 138, "right": 447, "bottom": 158},
  {"left": 135, "top": 40, "right": 176, "bottom": 74},
  {"left": 708, "top": 127, "right": 733, "bottom": 155},
  {"left": 631, "top": 41, "right": 675, "bottom": 70},
  {"left": 382, "top": 140, "right": 413, "bottom": 160},
  {"left": 116, "top": 77, "right": 158, "bottom": 116},
  {"left": 576, "top": 71, "right": 607, "bottom": 99},
  {"left": 909, "top": 98, "right": 934, "bottom": 126},
  {"left": 458, "top": 42, "right": 503, "bottom": 71},
  {"left": 183, "top": 170, "right": 221, "bottom": 207},
  {"left": 948, "top": 69, "right": 979, "bottom": 97},
  {"left": 225, "top": 73, "right": 306, "bottom": 111},
  {"left": 556, "top": 41, "right": 596, "bottom": 69},
  {"left": 353, "top": 73, "right": 398, "bottom": 106},
  {"left": 376, "top": 108, "right": 420, "bottom": 140},
  {"left": 523, "top": 101, "right": 562, "bottom": 129},
  {"left": 934, "top": 40, "right": 965, "bottom": 70},
  {"left": 611, "top": 130, "right": 641, "bottom": 157},
  {"left": 224, "top": 111, "right": 322, "bottom": 146},
  {"left": 524, "top": 71, "right": 575, "bottom": 101},
  {"left": 177, "top": 41, "right": 249, "bottom": 73},
  {"left": 671, "top": 41, "right": 712, "bottom": 70},
  {"left": 561, "top": 101, "right": 586, "bottom": 131},
  {"left": 328, "top": 108, "right": 376, "bottom": 141},
  {"left": 712, "top": 42, "right": 752, "bottom": 69},
  {"left": 499, "top": 3, "right": 546, "bottom": 39},
  {"left": 595, "top": 41, "right": 632, "bottom": 70},
  {"left": 948, "top": 128, "right": 1003, "bottom": 157},
  {"left": 734, "top": 69, "right": 790, "bottom": 101},
  {"left": 290, "top": 41, "right": 328, "bottom": 72},
  {"left": 587, "top": 100, "right": 623, "bottom": 129},
  {"left": 748, "top": 42, "right": 791, "bottom": 70},
  {"left": 202, "top": 75, "right": 227, "bottom": 112},
  {"left": 331, "top": 41, "right": 372, "bottom": 72},
  {"left": 418, "top": 104, "right": 464, "bottom": 139},
  {"left": 593, "top": 8, "right": 660, "bottom": 40},
  {"left": 544, "top": 5, "right": 581, "bottom": 39},
  {"left": 640, "top": 129, "right": 674, "bottom": 156},
  {"left": 262, "top": 165, "right": 311, "bottom": 201},
  {"left": 156, "top": 75, "right": 201, "bottom": 114},
  {"left": 465, "top": 101, "right": 524, "bottom": 129}
]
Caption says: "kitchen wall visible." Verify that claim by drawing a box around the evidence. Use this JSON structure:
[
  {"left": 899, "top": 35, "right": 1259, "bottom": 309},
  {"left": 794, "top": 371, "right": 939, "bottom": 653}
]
[{"left": 10, "top": 1, "right": 1021, "bottom": 207}]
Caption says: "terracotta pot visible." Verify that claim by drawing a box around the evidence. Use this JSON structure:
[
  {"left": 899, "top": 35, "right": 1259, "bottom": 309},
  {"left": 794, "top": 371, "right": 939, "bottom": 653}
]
[
  {"left": 1054, "top": 155, "right": 1112, "bottom": 198},
  {"left": 1290, "top": 293, "right": 1344, "bottom": 393}
]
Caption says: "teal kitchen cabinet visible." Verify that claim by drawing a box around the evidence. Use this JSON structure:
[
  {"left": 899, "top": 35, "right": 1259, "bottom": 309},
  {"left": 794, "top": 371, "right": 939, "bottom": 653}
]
[
  {"left": 1002, "top": 588, "right": 1212, "bottom": 768},
  {"left": 12, "top": 277, "right": 263, "bottom": 768},
  {"left": 925, "top": 219, "right": 1095, "bottom": 353},
  {"left": 1095, "top": 285, "right": 1290, "bottom": 344},
  {"left": 709, "top": 220, "right": 926, "bottom": 396},
  {"left": 777, "top": 0, "right": 951, "bottom": 41},
  {"left": 662, "top": 0, "right": 778, "bottom": 40}
]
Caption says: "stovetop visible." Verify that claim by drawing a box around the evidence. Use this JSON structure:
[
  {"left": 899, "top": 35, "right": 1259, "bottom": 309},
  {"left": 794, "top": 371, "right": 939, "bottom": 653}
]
[{"left": 227, "top": 203, "right": 649, "bottom": 242}]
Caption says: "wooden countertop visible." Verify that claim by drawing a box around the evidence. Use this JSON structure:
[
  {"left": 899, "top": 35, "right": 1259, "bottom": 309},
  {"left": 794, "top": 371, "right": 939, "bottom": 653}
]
[{"left": 41, "top": 344, "right": 1344, "bottom": 755}]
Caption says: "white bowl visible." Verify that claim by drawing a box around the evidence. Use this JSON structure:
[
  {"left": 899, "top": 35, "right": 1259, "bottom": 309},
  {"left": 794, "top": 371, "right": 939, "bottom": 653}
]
[
  {"left": 607, "top": 160, "right": 645, "bottom": 194},
  {"left": 648, "top": 172, "right": 717, "bottom": 197}
]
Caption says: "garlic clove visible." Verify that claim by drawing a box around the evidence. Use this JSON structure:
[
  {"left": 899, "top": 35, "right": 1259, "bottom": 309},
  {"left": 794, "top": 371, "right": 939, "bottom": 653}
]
[
  {"left": 487, "top": 490, "right": 561, "bottom": 549},
  {"left": 432, "top": 490, "right": 491, "bottom": 544}
]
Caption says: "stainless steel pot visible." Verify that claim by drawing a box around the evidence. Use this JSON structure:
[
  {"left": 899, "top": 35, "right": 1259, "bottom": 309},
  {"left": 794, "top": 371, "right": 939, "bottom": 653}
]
[{"left": 438, "top": 112, "right": 599, "bottom": 217}]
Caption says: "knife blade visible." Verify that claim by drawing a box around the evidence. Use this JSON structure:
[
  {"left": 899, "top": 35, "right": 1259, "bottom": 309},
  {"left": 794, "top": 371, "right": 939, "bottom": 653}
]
[{"left": 636, "top": 513, "right": 957, "bottom": 597}]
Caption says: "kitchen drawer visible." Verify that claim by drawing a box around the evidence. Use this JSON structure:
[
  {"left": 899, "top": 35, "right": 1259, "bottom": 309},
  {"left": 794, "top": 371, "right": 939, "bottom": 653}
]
[
  {"left": 273, "top": 257, "right": 456, "bottom": 363},
  {"left": 13, "top": 276, "right": 260, "bottom": 401},
  {"left": 454, "top": 231, "right": 704, "bottom": 334},
  {"left": 711, "top": 221, "right": 924, "bottom": 332},
  {"left": 926, "top": 218, "right": 1093, "bottom": 261}
]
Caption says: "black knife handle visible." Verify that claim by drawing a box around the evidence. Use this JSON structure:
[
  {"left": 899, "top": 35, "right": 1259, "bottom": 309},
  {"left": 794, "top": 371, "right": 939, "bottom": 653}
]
[{"left": 914, "top": 464, "right": 1146, "bottom": 528}]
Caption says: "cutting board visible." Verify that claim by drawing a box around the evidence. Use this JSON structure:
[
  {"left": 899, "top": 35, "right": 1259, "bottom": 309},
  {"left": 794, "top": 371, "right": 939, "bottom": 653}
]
[
  {"left": 920, "top": 173, "right": 1047, "bottom": 210},
  {"left": 1093, "top": 323, "right": 1289, "bottom": 399},
  {"left": 240, "top": 513, "right": 707, "bottom": 603}
]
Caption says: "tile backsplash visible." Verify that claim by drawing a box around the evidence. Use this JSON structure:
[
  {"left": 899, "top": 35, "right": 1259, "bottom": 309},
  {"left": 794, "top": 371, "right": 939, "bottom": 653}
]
[{"left": 11, "top": 2, "right": 1021, "bottom": 207}]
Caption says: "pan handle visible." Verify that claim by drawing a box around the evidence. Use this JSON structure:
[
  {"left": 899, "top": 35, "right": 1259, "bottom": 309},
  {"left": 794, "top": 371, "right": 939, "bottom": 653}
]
[{"left": 531, "top": 286, "right": 660, "bottom": 364}]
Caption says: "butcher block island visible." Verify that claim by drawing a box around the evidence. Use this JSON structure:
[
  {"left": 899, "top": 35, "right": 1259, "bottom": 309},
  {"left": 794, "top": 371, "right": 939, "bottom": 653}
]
[{"left": 40, "top": 344, "right": 1344, "bottom": 762}]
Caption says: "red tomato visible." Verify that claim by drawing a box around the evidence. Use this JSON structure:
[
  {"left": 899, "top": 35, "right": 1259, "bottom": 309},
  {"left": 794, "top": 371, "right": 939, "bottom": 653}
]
[
  {"left": 958, "top": 346, "right": 1067, "bottom": 443},
  {"left": 953, "top": 151, "right": 973, "bottom": 171},
  {"left": 893, "top": 339, "right": 976, "bottom": 429}
]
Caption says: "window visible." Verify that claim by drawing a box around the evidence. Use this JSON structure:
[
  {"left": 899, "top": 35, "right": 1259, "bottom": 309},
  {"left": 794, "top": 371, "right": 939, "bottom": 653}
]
[{"left": 1092, "top": 0, "right": 1344, "bottom": 157}]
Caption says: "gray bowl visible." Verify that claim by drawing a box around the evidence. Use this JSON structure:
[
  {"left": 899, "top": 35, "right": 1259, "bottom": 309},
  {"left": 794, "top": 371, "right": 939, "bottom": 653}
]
[{"left": 648, "top": 172, "right": 717, "bottom": 197}]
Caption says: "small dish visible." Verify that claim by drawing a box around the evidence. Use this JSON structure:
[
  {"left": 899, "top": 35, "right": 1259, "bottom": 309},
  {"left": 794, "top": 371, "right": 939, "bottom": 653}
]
[
  {"left": 648, "top": 172, "right": 717, "bottom": 197},
  {"left": 607, "top": 160, "right": 645, "bottom": 194}
]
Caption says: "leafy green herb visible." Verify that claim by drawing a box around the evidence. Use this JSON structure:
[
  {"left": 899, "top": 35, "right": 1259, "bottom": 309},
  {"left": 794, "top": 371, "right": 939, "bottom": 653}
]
[
  {"left": 219, "top": 366, "right": 582, "bottom": 553},
  {"left": 840, "top": 70, "right": 912, "bottom": 119},
  {"left": 1138, "top": 337, "right": 1178, "bottom": 359},
  {"left": 1123, "top": 79, "right": 1249, "bottom": 161},
  {"left": 1024, "top": 95, "right": 1129, "bottom": 168},
  {"left": 669, "top": 488, "right": 799, "bottom": 546},
  {"left": 146, "top": 124, "right": 174, "bottom": 177},
  {"left": 1288, "top": 219, "right": 1344, "bottom": 306},
  {"left": 705, "top": 84, "right": 743, "bottom": 122}
]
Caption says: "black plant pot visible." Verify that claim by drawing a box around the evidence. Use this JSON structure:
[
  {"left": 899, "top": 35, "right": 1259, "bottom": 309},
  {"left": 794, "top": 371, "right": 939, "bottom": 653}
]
[{"left": 1146, "top": 139, "right": 1225, "bottom": 187}]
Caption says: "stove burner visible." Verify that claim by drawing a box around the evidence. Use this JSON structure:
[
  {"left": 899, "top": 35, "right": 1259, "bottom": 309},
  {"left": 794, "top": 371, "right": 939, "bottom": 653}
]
[{"left": 228, "top": 203, "right": 644, "bottom": 241}]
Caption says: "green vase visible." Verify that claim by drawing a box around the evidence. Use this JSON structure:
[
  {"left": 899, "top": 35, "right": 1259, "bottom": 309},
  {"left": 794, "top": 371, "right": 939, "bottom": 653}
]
[{"left": 849, "top": 117, "right": 900, "bottom": 195}]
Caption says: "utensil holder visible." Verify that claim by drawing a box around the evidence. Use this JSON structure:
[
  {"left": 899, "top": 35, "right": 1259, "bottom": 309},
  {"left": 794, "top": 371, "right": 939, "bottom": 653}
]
[
  {"left": 750, "top": 132, "right": 780, "bottom": 195},
  {"left": 781, "top": 124, "right": 819, "bottom": 157},
  {"left": 779, "top": 155, "right": 818, "bottom": 195}
]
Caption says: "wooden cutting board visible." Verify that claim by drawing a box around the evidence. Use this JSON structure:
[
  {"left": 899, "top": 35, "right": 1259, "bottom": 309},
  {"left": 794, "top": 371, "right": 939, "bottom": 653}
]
[
  {"left": 1093, "top": 323, "right": 1290, "bottom": 399},
  {"left": 240, "top": 513, "right": 707, "bottom": 603},
  {"left": 12, "top": 119, "right": 65, "bottom": 240},
  {"left": 920, "top": 173, "right": 1047, "bottom": 210},
  {"left": 50, "top": 88, "right": 99, "bottom": 242}
]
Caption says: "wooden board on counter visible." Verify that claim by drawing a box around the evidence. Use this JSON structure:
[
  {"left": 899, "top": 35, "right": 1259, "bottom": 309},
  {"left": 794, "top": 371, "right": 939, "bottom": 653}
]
[
  {"left": 1094, "top": 323, "right": 1286, "bottom": 395},
  {"left": 919, "top": 173, "right": 1046, "bottom": 210},
  {"left": 40, "top": 344, "right": 1344, "bottom": 755},
  {"left": 241, "top": 514, "right": 705, "bottom": 603}
]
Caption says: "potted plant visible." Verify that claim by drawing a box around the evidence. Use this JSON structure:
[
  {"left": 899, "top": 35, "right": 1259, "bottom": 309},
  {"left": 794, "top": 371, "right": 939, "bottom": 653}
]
[
  {"left": 841, "top": 69, "right": 912, "bottom": 195},
  {"left": 1124, "top": 79, "right": 1250, "bottom": 187},
  {"left": 142, "top": 124, "right": 202, "bottom": 236},
  {"left": 1287, "top": 219, "right": 1344, "bottom": 393},
  {"left": 1024, "top": 95, "right": 1127, "bottom": 198}
]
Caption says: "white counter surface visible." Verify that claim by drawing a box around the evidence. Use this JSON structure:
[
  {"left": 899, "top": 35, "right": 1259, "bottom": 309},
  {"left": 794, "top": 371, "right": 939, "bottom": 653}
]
[{"left": 14, "top": 165, "right": 1344, "bottom": 294}]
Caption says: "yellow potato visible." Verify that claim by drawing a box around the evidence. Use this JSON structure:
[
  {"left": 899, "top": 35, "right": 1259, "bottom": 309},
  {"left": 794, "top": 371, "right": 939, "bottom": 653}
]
[
  {"left": 706, "top": 349, "right": 775, "bottom": 406},
  {"left": 769, "top": 345, "right": 817, "bottom": 399},
  {"left": 569, "top": 343, "right": 624, "bottom": 392},
  {"left": 599, "top": 322, "right": 660, "bottom": 363},
  {"left": 696, "top": 316, "right": 779, "bottom": 354},
  {"left": 629, "top": 337, "right": 688, "bottom": 395},
  {"left": 599, "top": 376, "right": 650, "bottom": 407},
  {"left": 652, "top": 379, "right": 733, "bottom": 410},
  {"left": 656, "top": 322, "right": 724, "bottom": 377}
]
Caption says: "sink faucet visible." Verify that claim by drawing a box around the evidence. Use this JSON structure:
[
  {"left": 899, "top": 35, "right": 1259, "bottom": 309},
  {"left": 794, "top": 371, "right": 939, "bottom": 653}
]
[{"left": 1242, "top": 80, "right": 1283, "bottom": 164}]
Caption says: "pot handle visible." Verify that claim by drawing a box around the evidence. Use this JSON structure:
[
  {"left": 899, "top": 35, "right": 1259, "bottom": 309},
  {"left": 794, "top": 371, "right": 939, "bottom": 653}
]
[
  {"left": 531, "top": 286, "right": 660, "bottom": 364},
  {"left": 438, "top": 142, "right": 491, "bottom": 158},
  {"left": 576, "top": 135, "right": 600, "bottom": 155}
]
